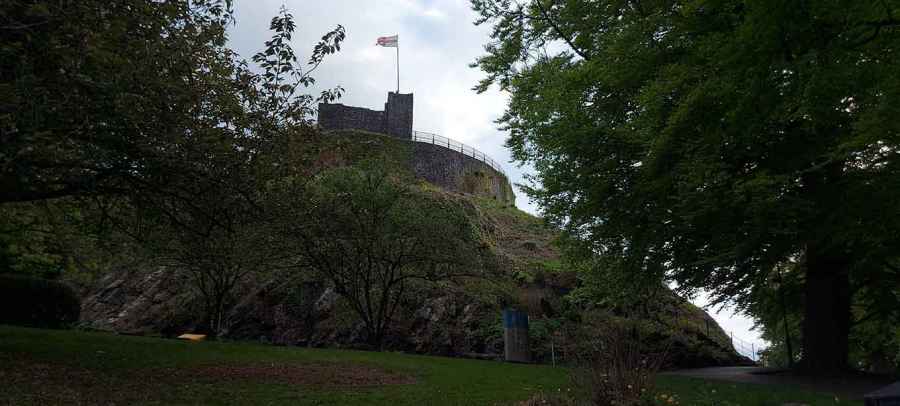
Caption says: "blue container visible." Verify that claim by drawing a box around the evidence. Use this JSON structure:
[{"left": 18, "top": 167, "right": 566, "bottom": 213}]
[{"left": 502, "top": 308, "right": 530, "bottom": 363}]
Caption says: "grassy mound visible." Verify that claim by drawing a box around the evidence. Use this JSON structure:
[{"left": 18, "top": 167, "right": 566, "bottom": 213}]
[{"left": 76, "top": 129, "right": 743, "bottom": 365}]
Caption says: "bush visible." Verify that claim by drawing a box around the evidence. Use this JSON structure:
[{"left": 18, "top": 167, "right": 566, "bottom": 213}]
[
  {"left": 519, "top": 391, "right": 581, "bottom": 406},
  {"left": 565, "top": 312, "right": 670, "bottom": 406},
  {"left": 0, "top": 274, "right": 80, "bottom": 328}
]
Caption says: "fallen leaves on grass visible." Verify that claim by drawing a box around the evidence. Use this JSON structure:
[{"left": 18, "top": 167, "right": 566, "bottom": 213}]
[
  {"left": 1, "top": 354, "right": 414, "bottom": 405},
  {"left": 178, "top": 362, "right": 415, "bottom": 387}
]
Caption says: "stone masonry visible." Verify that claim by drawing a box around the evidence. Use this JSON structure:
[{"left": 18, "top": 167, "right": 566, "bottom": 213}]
[
  {"left": 318, "top": 92, "right": 515, "bottom": 206},
  {"left": 319, "top": 92, "right": 413, "bottom": 138}
]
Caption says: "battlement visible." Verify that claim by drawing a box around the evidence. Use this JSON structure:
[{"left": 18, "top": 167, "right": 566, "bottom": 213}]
[{"left": 319, "top": 92, "right": 413, "bottom": 138}]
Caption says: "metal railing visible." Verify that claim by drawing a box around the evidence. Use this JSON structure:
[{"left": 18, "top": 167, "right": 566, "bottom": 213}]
[
  {"left": 703, "top": 318, "right": 762, "bottom": 363},
  {"left": 729, "top": 331, "right": 762, "bottom": 363},
  {"left": 411, "top": 130, "right": 508, "bottom": 178}
]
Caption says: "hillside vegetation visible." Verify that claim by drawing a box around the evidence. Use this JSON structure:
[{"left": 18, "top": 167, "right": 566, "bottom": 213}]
[{"left": 78, "top": 130, "right": 744, "bottom": 367}]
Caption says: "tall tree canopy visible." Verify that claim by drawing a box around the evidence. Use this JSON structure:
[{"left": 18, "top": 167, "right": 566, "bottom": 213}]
[
  {"left": 2, "top": 0, "right": 239, "bottom": 203},
  {"left": 0, "top": 0, "right": 342, "bottom": 204},
  {"left": 1, "top": 0, "right": 346, "bottom": 335},
  {"left": 472, "top": 0, "right": 900, "bottom": 373}
]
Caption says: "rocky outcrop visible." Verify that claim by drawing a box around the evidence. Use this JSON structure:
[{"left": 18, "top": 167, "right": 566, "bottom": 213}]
[
  {"left": 79, "top": 258, "right": 747, "bottom": 367},
  {"left": 80, "top": 269, "right": 505, "bottom": 355},
  {"left": 80, "top": 267, "right": 194, "bottom": 335}
]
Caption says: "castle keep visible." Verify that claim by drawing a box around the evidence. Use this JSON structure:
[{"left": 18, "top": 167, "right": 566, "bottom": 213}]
[
  {"left": 318, "top": 92, "right": 414, "bottom": 139},
  {"left": 319, "top": 93, "right": 515, "bottom": 206}
]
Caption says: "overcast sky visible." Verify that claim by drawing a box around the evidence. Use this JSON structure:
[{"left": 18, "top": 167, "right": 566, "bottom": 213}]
[{"left": 227, "top": 0, "right": 767, "bottom": 356}]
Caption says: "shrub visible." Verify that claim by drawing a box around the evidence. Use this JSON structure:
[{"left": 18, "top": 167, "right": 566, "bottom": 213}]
[
  {"left": 565, "top": 312, "right": 670, "bottom": 406},
  {"left": 529, "top": 316, "right": 565, "bottom": 363},
  {"left": 519, "top": 391, "right": 580, "bottom": 406},
  {"left": 0, "top": 274, "right": 80, "bottom": 328}
]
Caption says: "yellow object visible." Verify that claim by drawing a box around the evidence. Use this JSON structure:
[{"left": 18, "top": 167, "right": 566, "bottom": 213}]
[{"left": 177, "top": 333, "right": 206, "bottom": 342}]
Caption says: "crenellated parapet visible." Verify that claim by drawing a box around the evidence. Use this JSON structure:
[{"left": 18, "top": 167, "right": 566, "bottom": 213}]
[{"left": 319, "top": 92, "right": 413, "bottom": 139}]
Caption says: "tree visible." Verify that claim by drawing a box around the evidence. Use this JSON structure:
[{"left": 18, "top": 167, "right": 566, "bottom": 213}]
[
  {"left": 0, "top": 0, "right": 348, "bottom": 335},
  {"left": 126, "top": 6, "right": 344, "bottom": 337},
  {"left": 0, "top": 202, "right": 74, "bottom": 278},
  {"left": 2, "top": 0, "right": 238, "bottom": 203},
  {"left": 744, "top": 262, "right": 804, "bottom": 368},
  {"left": 747, "top": 259, "right": 900, "bottom": 371},
  {"left": 0, "top": 199, "right": 135, "bottom": 282},
  {"left": 472, "top": 0, "right": 900, "bottom": 373},
  {"left": 145, "top": 178, "right": 283, "bottom": 336},
  {"left": 2, "top": 0, "right": 347, "bottom": 336},
  {"left": 279, "top": 162, "right": 491, "bottom": 349},
  {"left": 0, "top": 1, "right": 343, "bottom": 204},
  {"left": 250, "top": 6, "right": 344, "bottom": 127}
]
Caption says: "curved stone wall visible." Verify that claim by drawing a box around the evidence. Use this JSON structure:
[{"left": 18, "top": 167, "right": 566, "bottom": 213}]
[
  {"left": 410, "top": 142, "right": 515, "bottom": 206},
  {"left": 318, "top": 92, "right": 515, "bottom": 206}
]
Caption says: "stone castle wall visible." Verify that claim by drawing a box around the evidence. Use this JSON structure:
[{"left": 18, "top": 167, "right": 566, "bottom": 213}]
[
  {"left": 411, "top": 143, "right": 515, "bottom": 206},
  {"left": 319, "top": 92, "right": 515, "bottom": 206},
  {"left": 317, "top": 104, "right": 384, "bottom": 134},
  {"left": 319, "top": 92, "right": 413, "bottom": 139}
]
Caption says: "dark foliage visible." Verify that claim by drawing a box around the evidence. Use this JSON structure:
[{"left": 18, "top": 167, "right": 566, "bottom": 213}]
[
  {"left": 0, "top": 274, "right": 79, "bottom": 328},
  {"left": 471, "top": 0, "right": 900, "bottom": 374},
  {"left": 1, "top": 0, "right": 345, "bottom": 337},
  {"left": 277, "top": 160, "right": 495, "bottom": 349}
]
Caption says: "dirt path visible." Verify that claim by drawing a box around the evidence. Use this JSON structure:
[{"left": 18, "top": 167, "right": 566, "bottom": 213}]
[{"left": 663, "top": 366, "right": 895, "bottom": 400}]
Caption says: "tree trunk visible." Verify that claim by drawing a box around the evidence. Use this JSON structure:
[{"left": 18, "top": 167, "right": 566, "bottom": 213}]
[
  {"left": 364, "top": 322, "right": 384, "bottom": 351},
  {"left": 800, "top": 245, "right": 851, "bottom": 374},
  {"left": 776, "top": 270, "right": 794, "bottom": 368}
]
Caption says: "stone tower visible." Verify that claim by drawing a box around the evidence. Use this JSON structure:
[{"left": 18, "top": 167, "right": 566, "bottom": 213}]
[
  {"left": 383, "top": 92, "right": 413, "bottom": 138},
  {"left": 318, "top": 92, "right": 413, "bottom": 139}
]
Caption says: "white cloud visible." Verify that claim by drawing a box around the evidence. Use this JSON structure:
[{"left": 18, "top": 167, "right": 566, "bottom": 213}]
[
  {"left": 422, "top": 8, "right": 448, "bottom": 19},
  {"left": 352, "top": 47, "right": 384, "bottom": 63}
]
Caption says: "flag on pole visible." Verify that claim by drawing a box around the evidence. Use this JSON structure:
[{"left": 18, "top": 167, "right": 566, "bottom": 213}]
[
  {"left": 376, "top": 35, "right": 398, "bottom": 47},
  {"left": 376, "top": 35, "right": 400, "bottom": 92}
]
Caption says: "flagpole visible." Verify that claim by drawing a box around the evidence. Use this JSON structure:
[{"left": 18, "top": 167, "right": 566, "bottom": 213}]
[{"left": 396, "top": 42, "right": 400, "bottom": 93}]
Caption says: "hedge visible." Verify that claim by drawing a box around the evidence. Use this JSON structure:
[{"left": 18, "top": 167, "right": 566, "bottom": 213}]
[{"left": 0, "top": 274, "right": 80, "bottom": 328}]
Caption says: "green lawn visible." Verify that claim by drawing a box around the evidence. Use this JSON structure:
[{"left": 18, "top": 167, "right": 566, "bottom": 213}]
[
  {"left": 655, "top": 376, "right": 856, "bottom": 406},
  {"left": 0, "top": 325, "right": 861, "bottom": 405}
]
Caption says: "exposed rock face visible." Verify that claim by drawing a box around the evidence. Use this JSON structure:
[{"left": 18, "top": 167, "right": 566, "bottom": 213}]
[
  {"left": 80, "top": 269, "right": 502, "bottom": 356},
  {"left": 80, "top": 267, "right": 195, "bottom": 336},
  {"left": 79, "top": 262, "right": 747, "bottom": 367}
]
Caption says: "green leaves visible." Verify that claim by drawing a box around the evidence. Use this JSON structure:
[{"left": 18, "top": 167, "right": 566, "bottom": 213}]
[
  {"left": 279, "top": 159, "right": 492, "bottom": 348},
  {"left": 2, "top": 1, "right": 345, "bottom": 205},
  {"left": 1, "top": 1, "right": 350, "bottom": 334},
  {"left": 473, "top": 0, "right": 900, "bottom": 370},
  {"left": 250, "top": 6, "right": 345, "bottom": 126},
  {"left": 2, "top": 0, "right": 241, "bottom": 203},
  {"left": 473, "top": 0, "right": 900, "bottom": 292}
]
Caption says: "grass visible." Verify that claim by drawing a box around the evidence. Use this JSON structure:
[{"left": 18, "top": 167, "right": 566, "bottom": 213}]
[
  {"left": 1, "top": 325, "right": 863, "bottom": 405},
  {"left": 1, "top": 325, "right": 566, "bottom": 405},
  {"left": 655, "top": 375, "right": 859, "bottom": 406}
]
